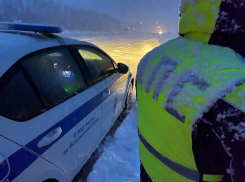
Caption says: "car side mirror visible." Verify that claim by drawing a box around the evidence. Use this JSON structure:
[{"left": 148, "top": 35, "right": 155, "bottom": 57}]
[{"left": 117, "top": 63, "right": 129, "bottom": 74}]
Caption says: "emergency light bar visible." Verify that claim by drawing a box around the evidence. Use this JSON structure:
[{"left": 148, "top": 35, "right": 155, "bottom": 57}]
[{"left": 0, "top": 22, "right": 64, "bottom": 33}]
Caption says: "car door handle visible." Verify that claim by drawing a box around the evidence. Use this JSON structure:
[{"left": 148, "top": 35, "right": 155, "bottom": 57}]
[
  {"left": 37, "top": 127, "right": 62, "bottom": 148},
  {"left": 102, "top": 89, "right": 110, "bottom": 98}
]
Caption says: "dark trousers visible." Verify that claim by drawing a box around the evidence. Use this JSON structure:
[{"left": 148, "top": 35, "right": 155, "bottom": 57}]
[{"left": 140, "top": 163, "right": 153, "bottom": 182}]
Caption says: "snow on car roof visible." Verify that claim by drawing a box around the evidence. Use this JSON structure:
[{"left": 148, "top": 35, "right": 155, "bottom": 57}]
[
  {"left": 0, "top": 31, "right": 61, "bottom": 77},
  {"left": 0, "top": 31, "right": 54, "bottom": 47},
  {"left": 0, "top": 30, "right": 97, "bottom": 49}
]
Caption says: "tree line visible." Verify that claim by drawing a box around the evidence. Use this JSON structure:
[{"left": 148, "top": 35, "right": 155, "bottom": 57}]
[{"left": 0, "top": 0, "right": 124, "bottom": 32}]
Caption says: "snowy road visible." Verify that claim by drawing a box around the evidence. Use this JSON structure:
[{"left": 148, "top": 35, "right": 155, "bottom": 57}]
[
  {"left": 67, "top": 33, "right": 177, "bottom": 182},
  {"left": 67, "top": 33, "right": 177, "bottom": 75}
]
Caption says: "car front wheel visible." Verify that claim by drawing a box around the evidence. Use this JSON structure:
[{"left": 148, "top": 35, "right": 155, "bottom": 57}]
[{"left": 124, "top": 83, "right": 133, "bottom": 110}]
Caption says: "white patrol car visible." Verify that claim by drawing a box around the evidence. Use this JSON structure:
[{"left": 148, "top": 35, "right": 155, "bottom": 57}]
[{"left": 0, "top": 22, "right": 134, "bottom": 182}]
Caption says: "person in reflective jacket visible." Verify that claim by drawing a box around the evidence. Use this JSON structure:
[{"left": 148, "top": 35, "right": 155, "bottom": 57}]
[{"left": 137, "top": 0, "right": 245, "bottom": 181}]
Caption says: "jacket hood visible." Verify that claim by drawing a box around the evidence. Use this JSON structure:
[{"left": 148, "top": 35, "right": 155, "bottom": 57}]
[{"left": 179, "top": 0, "right": 245, "bottom": 57}]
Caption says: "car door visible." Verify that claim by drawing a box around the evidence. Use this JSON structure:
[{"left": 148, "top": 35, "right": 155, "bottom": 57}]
[
  {"left": 75, "top": 45, "right": 122, "bottom": 136},
  {"left": 0, "top": 47, "right": 103, "bottom": 178},
  {"left": 105, "top": 66, "right": 129, "bottom": 121}
]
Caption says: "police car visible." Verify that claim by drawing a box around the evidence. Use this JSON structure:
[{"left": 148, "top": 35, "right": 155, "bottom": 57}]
[{"left": 0, "top": 22, "right": 134, "bottom": 182}]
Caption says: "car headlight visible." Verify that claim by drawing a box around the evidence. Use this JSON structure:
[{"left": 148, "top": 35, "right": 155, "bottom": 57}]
[{"left": 0, "top": 153, "right": 10, "bottom": 182}]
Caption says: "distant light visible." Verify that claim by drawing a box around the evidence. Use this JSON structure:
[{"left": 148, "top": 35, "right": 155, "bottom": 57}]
[
  {"left": 157, "top": 26, "right": 160, "bottom": 29},
  {"left": 128, "top": 27, "right": 130, "bottom": 29},
  {"left": 156, "top": 21, "right": 158, "bottom": 24},
  {"left": 67, "top": 65, "right": 70, "bottom": 69},
  {"left": 0, "top": 22, "right": 64, "bottom": 33},
  {"left": 140, "top": 22, "right": 143, "bottom": 24},
  {"left": 158, "top": 31, "right": 163, "bottom": 35},
  {"left": 133, "top": 28, "right": 135, "bottom": 30}
]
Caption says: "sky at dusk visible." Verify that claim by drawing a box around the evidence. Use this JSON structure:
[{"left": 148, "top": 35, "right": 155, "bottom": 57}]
[{"left": 55, "top": 0, "right": 180, "bottom": 33}]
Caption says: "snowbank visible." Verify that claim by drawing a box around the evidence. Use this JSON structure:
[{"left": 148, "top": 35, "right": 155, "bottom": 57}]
[{"left": 87, "top": 103, "right": 140, "bottom": 182}]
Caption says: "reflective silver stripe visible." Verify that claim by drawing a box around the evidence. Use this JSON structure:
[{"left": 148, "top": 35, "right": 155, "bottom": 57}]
[
  {"left": 138, "top": 130, "right": 200, "bottom": 182},
  {"left": 165, "top": 71, "right": 209, "bottom": 123},
  {"left": 153, "top": 58, "right": 177, "bottom": 100},
  {"left": 137, "top": 51, "right": 154, "bottom": 85},
  {"left": 145, "top": 56, "right": 177, "bottom": 94}
]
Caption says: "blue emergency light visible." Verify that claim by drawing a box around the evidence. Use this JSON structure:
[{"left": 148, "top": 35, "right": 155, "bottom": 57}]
[{"left": 0, "top": 22, "right": 64, "bottom": 33}]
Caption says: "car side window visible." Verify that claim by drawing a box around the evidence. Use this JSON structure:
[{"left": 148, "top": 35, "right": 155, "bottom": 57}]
[
  {"left": 76, "top": 46, "right": 115, "bottom": 82},
  {"left": 22, "top": 48, "right": 87, "bottom": 107},
  {"left": 0, "top": 70, "right": 43, "bottom": 120}
]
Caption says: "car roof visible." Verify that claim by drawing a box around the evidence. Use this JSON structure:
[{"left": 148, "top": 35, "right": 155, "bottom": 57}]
[
  {"left": 0, "top": 31, "right": 55, "bottom": 46},
  {"left": 0, "top": 30, "right": 95, "bottom": 48},
  {"left": 0, "top": 31, "right": 99, "bottom": 77}
]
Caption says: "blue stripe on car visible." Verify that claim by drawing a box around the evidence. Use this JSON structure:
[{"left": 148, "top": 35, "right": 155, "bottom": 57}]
[
  {"left": 4, "top": 149, "right": 38, "bottom": 182},
  {"left": 4, "top": 73, "right": 132, "bottom": 182}
]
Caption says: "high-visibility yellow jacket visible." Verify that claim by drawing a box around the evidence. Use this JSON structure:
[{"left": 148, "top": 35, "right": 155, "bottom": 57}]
[{"left": 137, "top": 0, "right": 245, "bottom": 181}]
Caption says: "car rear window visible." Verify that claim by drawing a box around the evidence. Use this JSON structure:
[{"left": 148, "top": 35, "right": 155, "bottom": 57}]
[
  {"left": 0, "top": 70, "right": 43, "bottom": 120},
  {"left": 22, "top": 48, "right": 87, "bottom": 107}
]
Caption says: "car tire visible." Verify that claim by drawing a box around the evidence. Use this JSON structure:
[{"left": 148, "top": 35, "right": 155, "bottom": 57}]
[{"left": 124, "top": 83, "right": 133, "bottom": 110}]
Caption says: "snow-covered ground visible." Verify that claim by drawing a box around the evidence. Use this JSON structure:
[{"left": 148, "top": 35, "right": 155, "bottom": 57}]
[
  {"left": 68, "top": 32, "right": 177, "bottom": 182},
  {"left": 87, "top": 103, "right": 140, "bottom": 182}
]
